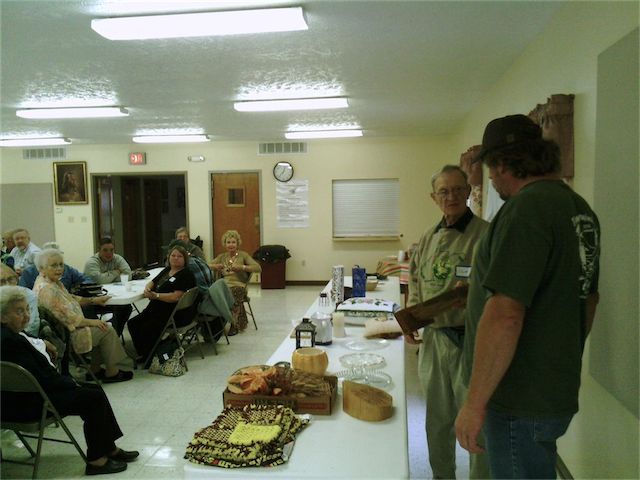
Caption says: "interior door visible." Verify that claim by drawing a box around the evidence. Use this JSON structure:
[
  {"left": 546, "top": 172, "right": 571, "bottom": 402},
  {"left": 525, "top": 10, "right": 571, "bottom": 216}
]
[{"left": 211, "top": 172, "right": 261, "bottom": 258}]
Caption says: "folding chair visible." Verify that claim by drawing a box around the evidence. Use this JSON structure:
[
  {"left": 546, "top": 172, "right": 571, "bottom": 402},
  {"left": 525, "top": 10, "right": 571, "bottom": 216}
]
[
  {"left": 242, "top": 275, "right": 258, "bottom": 330},
  {"left": 38, "top": 307, "right": 102, "bottom": 385},
  {"left": 0, "top": 361, "right": 87, "bottom": 479},
  {"left": 143, "top": 287, "right": 203, "bottom": 371}
]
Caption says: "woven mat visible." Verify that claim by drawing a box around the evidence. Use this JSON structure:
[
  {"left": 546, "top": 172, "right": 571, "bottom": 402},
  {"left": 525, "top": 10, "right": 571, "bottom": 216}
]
[{"left": 184, "top": 404, "right": 309, "bottom": 468}]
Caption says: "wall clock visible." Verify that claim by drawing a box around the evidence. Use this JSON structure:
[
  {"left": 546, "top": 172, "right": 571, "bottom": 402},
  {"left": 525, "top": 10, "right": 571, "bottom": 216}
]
[{"left": 273, "top": 161, "right": 294, "bottom": 182}]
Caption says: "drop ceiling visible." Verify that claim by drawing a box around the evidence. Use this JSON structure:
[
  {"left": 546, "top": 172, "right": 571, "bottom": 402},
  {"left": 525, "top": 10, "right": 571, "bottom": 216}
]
[{"left": 0, "top": 1, "right": 565, "bottom": 145}]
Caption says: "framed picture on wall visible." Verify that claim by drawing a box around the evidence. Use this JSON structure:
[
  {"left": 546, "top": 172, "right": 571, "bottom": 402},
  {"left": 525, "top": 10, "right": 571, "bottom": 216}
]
[{"left": 53, "top": 161, "right": 88, "bottom": 205}]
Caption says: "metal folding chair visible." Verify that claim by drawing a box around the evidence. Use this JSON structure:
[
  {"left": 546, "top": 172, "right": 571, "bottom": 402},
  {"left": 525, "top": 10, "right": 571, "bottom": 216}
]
[
  {"left": 143, "top": 287, "right": 203, "bottom": 370},
  {"left": 242, "top": 275, "right": 258, "bottom": 330},
  {"left": 0, "top": 361, "right": 87, "bottom": 479},
  {"left": 38, "top": 307, "right": 102, "bottom": 385}
]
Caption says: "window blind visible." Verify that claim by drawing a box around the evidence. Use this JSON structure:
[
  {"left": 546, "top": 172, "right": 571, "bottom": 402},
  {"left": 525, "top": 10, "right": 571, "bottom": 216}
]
[{"left": 332, "top": 178, "right": 399, "bottom": 238}]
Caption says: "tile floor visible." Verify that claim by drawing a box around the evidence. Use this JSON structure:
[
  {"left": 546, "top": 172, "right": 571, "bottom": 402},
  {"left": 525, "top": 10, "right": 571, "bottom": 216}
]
[{"left": 1, "top": 285, "right": 471, "bottom": 479}]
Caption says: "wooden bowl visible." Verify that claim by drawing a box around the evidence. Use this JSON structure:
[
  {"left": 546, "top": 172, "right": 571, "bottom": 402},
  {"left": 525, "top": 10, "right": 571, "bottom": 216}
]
[
  {"left": 291, "top": 347, "right": 328, "bottom": 376},
  {"left": 366, "top": 278, "right": 378, "bottom": 291}
]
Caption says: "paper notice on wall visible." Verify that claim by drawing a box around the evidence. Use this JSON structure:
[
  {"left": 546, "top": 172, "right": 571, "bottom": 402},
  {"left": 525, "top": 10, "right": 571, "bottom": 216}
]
[{"left": 277, "top": 179, "right": 309, "bottom": 228}]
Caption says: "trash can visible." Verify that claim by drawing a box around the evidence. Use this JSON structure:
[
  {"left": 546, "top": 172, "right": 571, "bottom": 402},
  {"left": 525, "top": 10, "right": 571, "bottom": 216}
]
[{"left": 253, "top": 245, "right": 290, "bottom": 289}]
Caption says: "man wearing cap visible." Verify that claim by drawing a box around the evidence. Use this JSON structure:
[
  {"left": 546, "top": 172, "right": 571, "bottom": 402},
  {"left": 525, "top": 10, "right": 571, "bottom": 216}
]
[
  {"left": 455, "top": 115, "right": 601, "bottom": 479},
  {"left": 83, "top": 238, "right": 133, "bottom": 336},
  {"left": 9, "top": 228, "right": 41, "bottom": 274},
  {"left": 406, "top": 164, "right": 489, "bottom": 479},
  {"left": 175, "top": 227, "right": 205, "bottom": 261}
]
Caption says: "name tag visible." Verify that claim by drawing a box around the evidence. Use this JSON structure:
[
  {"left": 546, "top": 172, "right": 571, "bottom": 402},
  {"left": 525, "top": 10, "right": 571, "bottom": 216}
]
[
  {"left": 169, "top": 277, "right": 176, "bottom": 283},
  {"left": 455, "top": 265, "right": 472, "bottom": 278}
]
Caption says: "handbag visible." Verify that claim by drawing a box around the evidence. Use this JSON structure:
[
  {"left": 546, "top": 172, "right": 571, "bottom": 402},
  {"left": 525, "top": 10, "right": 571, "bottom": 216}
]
[
  {"left": 71, "top": 283, "right": 107, "bottom": 297},
  {"left": 149, "top": 347, "right": 186, "bottom": 377},
  {"left": 131, "top": 268, "right": 150, "bottom": 280}
]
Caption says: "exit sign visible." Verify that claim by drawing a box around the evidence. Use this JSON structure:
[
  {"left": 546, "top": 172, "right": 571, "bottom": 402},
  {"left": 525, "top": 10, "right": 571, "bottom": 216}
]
[{"left": 129, "top": 152, "right": 146, "bottom": 165}]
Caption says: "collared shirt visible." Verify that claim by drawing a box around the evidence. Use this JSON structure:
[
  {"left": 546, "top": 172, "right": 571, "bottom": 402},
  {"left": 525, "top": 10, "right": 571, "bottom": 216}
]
[
  {"left": 10, "top": 242, "right": 41, "bottom": 271},
  {"left": 19, "top": 332, "right": 55, "bottom": 367},
  {"left": 434, "top": 207, "right": 475, "bottom": 234}
]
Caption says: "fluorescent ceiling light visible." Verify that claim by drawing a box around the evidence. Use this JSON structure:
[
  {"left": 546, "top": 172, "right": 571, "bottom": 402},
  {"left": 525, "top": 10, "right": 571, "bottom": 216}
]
[
  {"left": 16, "top": 107, "right": 128, "bottom": 119},
  {"left": 285, "top": 130, "right": 363, "bottom": 139},
  {"left": 132, "top": 134, "right": 210, "bottom": 144},
  {"left": 234, "top": 97, "right": 348, "bottom": 112},
  {"left": 0, "top": 137, "right": 71, "bottom": 147},
  {"left": 91, "top": 7, "right": 307, "bottom": 40}
]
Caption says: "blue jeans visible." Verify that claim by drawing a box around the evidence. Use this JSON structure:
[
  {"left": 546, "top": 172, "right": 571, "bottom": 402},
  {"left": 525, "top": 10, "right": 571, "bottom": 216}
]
[{"left": 483, "top": 408, "right": 573, "bottom": 479}]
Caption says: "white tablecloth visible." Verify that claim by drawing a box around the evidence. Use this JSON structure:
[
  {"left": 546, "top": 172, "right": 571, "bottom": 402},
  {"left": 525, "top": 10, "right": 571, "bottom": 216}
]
[
  {"left": 103, "top": 267, "right": 163, "bottom": 305},
  {"left": 185, "top": 277, "right": 409, "bottom": 479}
]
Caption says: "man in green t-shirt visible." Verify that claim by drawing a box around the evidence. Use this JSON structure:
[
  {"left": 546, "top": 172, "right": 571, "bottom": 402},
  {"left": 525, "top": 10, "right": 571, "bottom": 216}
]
[
  {"left": 455, "top": 115, "right": 601, "bottom": 479},
  {"left": 407, "top": 165, "right": 489, "bottom": 479}
]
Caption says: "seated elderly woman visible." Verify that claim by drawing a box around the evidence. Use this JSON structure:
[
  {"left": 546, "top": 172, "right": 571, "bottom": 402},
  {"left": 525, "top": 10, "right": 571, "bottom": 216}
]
[
  {"left": 33, "top": 249, "right": 133, "bottom": 383},
  {"left": 0, "top": 263, "right": 65, "bottom": 364},
  {"left": 209, "top": 230, "right": 261, "bottom": 336},
  {"left": 127, "top": 245, "right": 196, "bottom": 364},
  {"left": 0, "top": 286, "right": 139, "bottom": 475}
]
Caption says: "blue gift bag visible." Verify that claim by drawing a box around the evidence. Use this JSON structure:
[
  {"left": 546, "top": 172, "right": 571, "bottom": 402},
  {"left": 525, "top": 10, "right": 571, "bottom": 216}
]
[{"left": 352, "top": 265, "right": 366, "bottom": 297}]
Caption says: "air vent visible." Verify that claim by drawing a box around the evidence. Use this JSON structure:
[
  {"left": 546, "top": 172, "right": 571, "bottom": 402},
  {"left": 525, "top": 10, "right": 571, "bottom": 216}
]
[
  {"left": 22, "top": 147, "right": 67, "bottom": 160},
  {"left": 258, "top": 142, "right": 307, "bottom": 155}
]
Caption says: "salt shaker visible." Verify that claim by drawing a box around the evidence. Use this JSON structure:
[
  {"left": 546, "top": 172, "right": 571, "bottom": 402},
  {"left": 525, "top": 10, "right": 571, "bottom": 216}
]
[{"left": 332, "top": 311, "right": 346, "bottom": 338}]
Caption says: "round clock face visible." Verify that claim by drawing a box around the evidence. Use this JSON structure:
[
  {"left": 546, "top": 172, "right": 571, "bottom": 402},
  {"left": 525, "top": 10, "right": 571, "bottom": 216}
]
[{"left": 273, "top": 161, "right": 294, "bottom": 182}]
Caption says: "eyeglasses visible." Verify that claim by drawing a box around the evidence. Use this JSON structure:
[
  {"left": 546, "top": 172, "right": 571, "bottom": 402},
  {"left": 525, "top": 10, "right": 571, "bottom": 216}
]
[
  {"left": 0, "top": 277, "right": 17, "bottom": 285},
  {"left": 434, "top": 186, "right": 469, "bottom": 199},
  {"left": 47, "top": 262, "right": 64, "bottom": 269}
]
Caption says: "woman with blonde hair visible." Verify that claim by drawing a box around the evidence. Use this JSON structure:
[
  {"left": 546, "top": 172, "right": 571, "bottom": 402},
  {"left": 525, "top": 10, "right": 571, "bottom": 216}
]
[{"left": 209, "top": 230, "right": 261, "bottom": 335}]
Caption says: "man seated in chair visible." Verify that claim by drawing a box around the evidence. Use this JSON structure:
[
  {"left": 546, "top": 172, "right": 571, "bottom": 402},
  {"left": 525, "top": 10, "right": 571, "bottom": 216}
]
[
  {"left": 0, "top": 286, "right": 139, "bottom": 475},
  {"left": 83, "top": 237, "right": 134, "bottom": 336},
  {"left": 175, "top": 226, "right": 205, "bottom": 261},
  {"left": 9, "top": 228, "right": 41, "bottom": 275}
]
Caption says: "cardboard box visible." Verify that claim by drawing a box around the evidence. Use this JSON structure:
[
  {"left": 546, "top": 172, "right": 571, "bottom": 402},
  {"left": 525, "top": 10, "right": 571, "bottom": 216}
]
[{"left": 223, "top": 375, "right": 338, "bottom": 415}]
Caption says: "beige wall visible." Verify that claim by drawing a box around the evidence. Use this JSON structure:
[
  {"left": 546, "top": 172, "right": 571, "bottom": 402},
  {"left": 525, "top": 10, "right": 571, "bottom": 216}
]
[
  {"left": 455, "top": 2, "right": 639, "bottom": 478},
  {"left": 0, "top": 135, "right": 456, "bottom": 279}
]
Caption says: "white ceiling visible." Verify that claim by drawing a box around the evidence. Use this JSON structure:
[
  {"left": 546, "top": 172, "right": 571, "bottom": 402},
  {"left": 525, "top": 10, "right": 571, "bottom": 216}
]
[{"left": 0, "top": 0, "right": 565, "bottom": 145}]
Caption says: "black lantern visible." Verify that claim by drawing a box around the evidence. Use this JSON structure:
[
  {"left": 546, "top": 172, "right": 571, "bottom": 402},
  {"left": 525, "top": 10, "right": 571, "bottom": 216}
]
[{"left": 295, "top": 318, "right": 316, "bottom": 349}]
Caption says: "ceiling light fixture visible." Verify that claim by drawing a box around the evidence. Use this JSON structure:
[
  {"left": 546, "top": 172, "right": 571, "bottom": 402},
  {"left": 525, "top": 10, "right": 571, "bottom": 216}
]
[
  {"left": 16, "top": 107, "right": 129, "bottom": 119},
  {"left": 132, "top": 134, "right": 210, "bottom": 144},
  {"left": 91, "top": 7, "right": 308, "bottom": 40},
  {"left": 234, "top": 97, "right": 348, "bottom": 112},
  {"left": 285, "top": 130, "right": 363, "bottom": 140},
  {"left": 0, "top": 137, "right": 72, "bottom": 147}
]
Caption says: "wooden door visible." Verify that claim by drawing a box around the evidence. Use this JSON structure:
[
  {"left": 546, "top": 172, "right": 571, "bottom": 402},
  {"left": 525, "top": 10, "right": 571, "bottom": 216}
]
[{"left": 211, "top": 172, "right": 261, "bottom": 258}]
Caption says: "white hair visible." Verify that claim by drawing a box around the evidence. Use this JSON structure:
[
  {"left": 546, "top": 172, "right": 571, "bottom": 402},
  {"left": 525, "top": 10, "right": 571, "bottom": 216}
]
[
  {"left": 35, "top": 248, "right": 64, "bottom": 270},
  {"left": 0, "top": 285, "right": 27, "bottom": 317}
]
